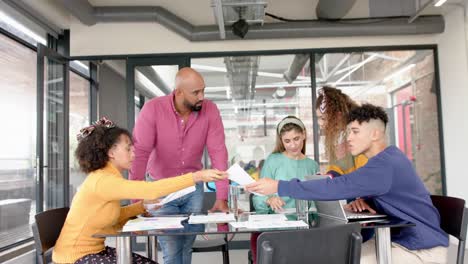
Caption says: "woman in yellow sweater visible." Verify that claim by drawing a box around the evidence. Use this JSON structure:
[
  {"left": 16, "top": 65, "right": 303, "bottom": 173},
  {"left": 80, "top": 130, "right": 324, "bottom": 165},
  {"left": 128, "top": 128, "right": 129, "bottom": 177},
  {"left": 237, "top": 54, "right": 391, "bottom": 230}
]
[{"left": 52, "top": 118, "right": 226, "bottom": 264}]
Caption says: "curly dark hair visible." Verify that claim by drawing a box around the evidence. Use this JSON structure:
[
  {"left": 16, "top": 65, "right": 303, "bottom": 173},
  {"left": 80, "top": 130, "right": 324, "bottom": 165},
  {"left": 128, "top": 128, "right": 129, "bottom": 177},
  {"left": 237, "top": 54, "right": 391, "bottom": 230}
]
[
  {"left": 316, "top": 86, "right": 358, "bottom": 162},
  {"left": 75, "top": 126, "right": 132, "bottom": 173},
  {"left": 348, "top": 103, "right": 389, "bottom": 127}
]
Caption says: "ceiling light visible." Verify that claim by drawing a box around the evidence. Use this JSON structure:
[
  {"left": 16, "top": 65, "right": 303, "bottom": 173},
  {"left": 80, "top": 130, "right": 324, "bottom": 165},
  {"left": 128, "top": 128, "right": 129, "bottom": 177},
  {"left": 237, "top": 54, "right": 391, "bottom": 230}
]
[
  {"left": 434, "top": 0, "right": 447, "bottom": 7},
  {"left": 232, "top": 19, "right": 249, "bottom": 38}
]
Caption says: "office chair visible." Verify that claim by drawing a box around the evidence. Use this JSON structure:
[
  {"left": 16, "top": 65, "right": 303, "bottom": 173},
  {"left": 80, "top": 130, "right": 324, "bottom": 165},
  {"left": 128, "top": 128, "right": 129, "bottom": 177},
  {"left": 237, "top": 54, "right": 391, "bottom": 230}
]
[
  {"left": 192, "top": 191, "right": 230, "bottom": 264},
  {"left": 32, "top": 207, "right": 70, "bottom": 264},
  {"left": 257, "top": 223, "right": 362, "bottom": 264},
  {"left": 431, "top": 195, "right": 467, "bottom": 264}
]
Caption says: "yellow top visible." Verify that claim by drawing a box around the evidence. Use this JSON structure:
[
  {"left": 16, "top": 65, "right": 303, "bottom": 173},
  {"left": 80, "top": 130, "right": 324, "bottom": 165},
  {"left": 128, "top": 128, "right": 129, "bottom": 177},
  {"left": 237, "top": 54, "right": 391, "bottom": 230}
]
[
  {"left": 327, "top": 154, "right": 368, "bottom": 175},
  {"left": 52, "top": 163, "right": 195, "bottom": 264}
]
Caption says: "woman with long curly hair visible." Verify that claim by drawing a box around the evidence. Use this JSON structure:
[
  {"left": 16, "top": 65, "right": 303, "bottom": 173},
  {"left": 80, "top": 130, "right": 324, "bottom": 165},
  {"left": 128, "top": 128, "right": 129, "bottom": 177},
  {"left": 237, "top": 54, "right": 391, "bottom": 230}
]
[
  {"left": 316, "top": 86, "right": 368, "bottom": 177},
  {"left": 52, "top": 117, "right": 226, "bottom": 264}
]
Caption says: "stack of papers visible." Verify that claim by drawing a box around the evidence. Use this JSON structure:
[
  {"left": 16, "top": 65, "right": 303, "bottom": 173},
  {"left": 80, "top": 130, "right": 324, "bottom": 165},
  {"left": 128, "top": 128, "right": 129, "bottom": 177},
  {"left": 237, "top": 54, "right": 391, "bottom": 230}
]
[
  {"left": 122, "top": 216, "right": 187, "bottom": 232},
  {"left": 188, "top": 213, "right": 236, "bottom": 224}
]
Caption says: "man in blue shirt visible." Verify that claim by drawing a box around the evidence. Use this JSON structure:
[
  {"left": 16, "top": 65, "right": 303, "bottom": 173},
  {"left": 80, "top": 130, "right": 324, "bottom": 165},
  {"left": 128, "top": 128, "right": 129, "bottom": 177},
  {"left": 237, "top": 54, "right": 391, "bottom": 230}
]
[{"left": 246, "top": 104, "right": 448, "bottom": 263}]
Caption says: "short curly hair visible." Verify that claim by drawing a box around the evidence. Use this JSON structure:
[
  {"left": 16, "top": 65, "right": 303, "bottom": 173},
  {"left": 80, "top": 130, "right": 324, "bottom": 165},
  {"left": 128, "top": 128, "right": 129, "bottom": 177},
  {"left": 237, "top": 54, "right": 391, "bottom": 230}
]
[
  {"left": 75, "top": 126, "right": 132, "bottom": 173},
  {"left": 348, "top": 103, "right": 389, "bottom": 127}
]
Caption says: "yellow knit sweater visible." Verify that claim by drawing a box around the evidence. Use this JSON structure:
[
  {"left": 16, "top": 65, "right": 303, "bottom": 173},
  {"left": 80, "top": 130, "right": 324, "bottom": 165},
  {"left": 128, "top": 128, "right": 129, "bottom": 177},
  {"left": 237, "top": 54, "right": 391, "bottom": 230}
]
[{"left": 52, "top": 163, "right": 195, "bottom": 264}]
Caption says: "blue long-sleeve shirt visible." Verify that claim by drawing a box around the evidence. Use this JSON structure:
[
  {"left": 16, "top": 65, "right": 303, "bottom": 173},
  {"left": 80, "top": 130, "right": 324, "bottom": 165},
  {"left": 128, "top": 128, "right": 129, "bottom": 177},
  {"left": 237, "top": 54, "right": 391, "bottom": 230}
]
[{"left": 278, "top": 146, "right": 448, "bottom": 250}]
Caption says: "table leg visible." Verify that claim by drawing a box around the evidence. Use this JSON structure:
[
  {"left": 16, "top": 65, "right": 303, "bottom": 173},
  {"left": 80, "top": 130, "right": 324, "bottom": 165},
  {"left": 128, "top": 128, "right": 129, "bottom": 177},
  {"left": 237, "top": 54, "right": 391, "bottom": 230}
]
[
  {"left": 116, "top": 236, "right": 132, "bottom": 264},
  {"left": 375, "top": 227, "right": 392, "bottom": 264},
  {"left": 147, "top": 236, "right": 158, "bottom": 262}
]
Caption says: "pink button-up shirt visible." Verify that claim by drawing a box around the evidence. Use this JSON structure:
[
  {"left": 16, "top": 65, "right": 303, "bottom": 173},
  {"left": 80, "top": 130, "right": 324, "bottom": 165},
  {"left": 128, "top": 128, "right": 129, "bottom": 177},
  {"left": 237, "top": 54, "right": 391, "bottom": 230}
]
[{"left": 129, "top": 93, "right": 228, "bottom": 200}]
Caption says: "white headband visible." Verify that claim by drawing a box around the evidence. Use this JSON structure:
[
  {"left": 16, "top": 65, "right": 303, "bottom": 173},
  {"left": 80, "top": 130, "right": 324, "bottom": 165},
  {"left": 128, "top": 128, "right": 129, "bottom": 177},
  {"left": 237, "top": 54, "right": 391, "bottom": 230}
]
[{"left": 277, "top": 117, "right": 305, "bottom": 134}]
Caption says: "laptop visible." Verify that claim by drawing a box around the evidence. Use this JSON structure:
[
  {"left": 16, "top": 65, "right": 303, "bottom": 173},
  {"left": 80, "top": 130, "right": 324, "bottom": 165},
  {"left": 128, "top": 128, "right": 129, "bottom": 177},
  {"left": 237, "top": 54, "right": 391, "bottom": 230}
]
[{"left": 304, "top": 174, "right": 387, "bottom": 222}]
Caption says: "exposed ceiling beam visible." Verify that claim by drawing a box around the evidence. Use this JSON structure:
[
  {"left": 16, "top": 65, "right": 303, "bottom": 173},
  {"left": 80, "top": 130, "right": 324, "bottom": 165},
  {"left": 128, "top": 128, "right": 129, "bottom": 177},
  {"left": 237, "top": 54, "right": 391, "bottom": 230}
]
[
  {"left": 136, "top": 67, "right": 172, "bottom": 95},
  {"left": 324, "top": 53, "right": 352, "bottom": 82},
  {"left": 332, "top": 54, "right": 378, "bottom": 86},
  {"left": 351, "top": 50, "right": 433, "bottom": 97}
]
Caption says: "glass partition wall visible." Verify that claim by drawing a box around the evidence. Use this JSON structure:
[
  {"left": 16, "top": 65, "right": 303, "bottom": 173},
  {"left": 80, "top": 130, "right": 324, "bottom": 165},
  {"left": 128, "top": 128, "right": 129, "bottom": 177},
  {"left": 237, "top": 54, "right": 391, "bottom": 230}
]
[
  {"left": 314, "top": 50, "right": 443, "bottom": 194},
  {"left": 192, "top": 55, "right": 316, "bottom": 181},
  {"left": 129, "top": 49, "right": 444, "bottom": 195}
]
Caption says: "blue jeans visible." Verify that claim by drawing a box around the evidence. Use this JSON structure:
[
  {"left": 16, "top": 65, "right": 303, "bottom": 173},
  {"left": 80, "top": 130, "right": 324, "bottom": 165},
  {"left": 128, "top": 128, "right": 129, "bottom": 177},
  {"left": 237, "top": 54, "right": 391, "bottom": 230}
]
[{"left": 153, "top": 183, "right": 205, "bottom": 264}]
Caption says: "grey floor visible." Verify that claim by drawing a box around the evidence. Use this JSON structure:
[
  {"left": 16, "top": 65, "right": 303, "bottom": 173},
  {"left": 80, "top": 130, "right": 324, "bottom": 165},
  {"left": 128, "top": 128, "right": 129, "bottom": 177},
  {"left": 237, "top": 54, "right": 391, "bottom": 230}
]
[{"left": 4, "top": 242, "right": 467, "bottom": 264}]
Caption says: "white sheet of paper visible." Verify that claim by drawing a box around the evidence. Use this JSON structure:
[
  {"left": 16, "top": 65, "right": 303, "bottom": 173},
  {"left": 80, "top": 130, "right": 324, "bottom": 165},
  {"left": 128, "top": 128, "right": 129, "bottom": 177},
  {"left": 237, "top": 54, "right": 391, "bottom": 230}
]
[
  {"left": 227, "top": 164, "right": 264, "bottom": 196},
  {"left": 122, "top": 216, "right": 187, "bottom": 232},
  {"left": 273, "top": 207, "right": 297, "bottom": 214},
  {"left": 229, "top": 220, "right": 308, "bottom": 230},
  {"left": 158, "top": 186, "right": 196, "bottom": 205},
  {"left": 188, "top": 213, "right": 236, "bottom": 224},
  {"left": 227, "top": 164, "right": 255, "bottom": 185},
  {"left": 248, "top": 214, "right": 287, "bottom": 222}
]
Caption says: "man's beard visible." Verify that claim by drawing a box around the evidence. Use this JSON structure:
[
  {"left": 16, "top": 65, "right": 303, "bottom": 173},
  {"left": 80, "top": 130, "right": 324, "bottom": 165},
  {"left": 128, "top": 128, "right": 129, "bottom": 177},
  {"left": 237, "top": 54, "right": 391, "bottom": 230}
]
[{"left": 184, "top": 100, "right": 203, "bottom": 111}]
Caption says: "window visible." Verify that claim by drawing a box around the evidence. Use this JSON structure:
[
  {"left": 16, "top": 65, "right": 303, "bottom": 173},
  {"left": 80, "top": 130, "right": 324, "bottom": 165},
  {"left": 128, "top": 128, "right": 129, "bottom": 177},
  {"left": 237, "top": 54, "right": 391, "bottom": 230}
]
[
  {"left": 0, "top": 33, "right": 36, "bottom": 248},
  {"left": 69, "top": 70, "right": 90, "bottom": 200}
]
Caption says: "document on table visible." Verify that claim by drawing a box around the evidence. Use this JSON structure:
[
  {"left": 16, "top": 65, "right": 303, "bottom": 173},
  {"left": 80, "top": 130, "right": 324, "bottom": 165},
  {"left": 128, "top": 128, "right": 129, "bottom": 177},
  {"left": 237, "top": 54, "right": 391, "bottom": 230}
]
[
  {"left": 188, "top": 212, "right": 236, "bottom": 224},
  {"left": 157, "top": 186, "right": 196, "bottom": 205},
  {"left": 229, "top": 220, "right": 308, "bottom": 230},
  {"left": 227, "top": 164, "right": 264, "bottom": 196},
  {"left": 122, "top": 216, "right": 187, "bottom": 232},
  {"left": 249, "top": 214, "right": 287, "bottom": 222}
]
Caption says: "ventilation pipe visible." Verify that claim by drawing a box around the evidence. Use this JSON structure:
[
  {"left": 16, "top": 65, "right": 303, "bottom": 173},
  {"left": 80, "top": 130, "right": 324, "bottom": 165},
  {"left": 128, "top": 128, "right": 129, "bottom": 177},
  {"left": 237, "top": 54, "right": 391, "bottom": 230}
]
[
  {"left": 283, "top": 0, "right": 356, "bottom": 84},
  {"left": 283, "top": 54, "right": 310, "bottom": 84},
  {"left": 59, "top": 0, "right": 445, "bottom": 41},
  {"left": 316, "top": 0, "right": 357, "bottom": 20}
]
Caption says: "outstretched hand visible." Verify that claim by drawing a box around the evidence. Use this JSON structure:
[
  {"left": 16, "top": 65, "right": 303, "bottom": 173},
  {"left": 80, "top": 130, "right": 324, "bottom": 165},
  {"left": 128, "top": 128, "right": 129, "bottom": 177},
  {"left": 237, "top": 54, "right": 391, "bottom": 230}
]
[
  {"left": 193, "top": 169, "right": 228, "bottom": 183},
  {"left": 245, "top": 178, "right": 279, "bottom": 196}
]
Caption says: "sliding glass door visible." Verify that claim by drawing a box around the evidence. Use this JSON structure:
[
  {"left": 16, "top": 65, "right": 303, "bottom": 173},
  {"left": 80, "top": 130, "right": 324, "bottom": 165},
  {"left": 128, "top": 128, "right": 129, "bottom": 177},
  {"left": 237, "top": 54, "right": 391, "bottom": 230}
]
[{"left": 36, "top": 44, "right": 69, "bottom": 212}]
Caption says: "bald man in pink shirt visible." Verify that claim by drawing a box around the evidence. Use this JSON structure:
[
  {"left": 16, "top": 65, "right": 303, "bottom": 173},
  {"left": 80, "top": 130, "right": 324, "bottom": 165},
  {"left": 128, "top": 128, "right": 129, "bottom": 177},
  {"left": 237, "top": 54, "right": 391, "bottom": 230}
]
[{"left": 130, "top": 67, "right": 228, "bottom": 264}]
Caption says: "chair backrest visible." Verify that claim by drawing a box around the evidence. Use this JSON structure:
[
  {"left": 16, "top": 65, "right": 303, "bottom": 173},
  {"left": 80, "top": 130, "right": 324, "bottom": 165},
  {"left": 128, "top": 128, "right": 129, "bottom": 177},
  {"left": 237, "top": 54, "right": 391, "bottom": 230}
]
[
  {"left": 32, "top": 207, "right": 69, "bottom": 264},
  {"left": 431, "top": 195, "right": 467, "bottom": 240},
  {"left": 257, "top": 223, "right": 362, "bottom": 264}
]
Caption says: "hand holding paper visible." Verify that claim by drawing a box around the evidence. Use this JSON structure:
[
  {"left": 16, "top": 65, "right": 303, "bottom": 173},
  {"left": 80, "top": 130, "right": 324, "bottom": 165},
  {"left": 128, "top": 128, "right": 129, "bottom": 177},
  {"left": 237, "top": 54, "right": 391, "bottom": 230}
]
[
  {"left": 227, "top": 163, "right": 264, "bottom": 196},
  {"left": 193, "top": 169, "right": 228, "bottom": 183},
  {"left": 245, "top": 178, "right": 279, "bottom": 196}
]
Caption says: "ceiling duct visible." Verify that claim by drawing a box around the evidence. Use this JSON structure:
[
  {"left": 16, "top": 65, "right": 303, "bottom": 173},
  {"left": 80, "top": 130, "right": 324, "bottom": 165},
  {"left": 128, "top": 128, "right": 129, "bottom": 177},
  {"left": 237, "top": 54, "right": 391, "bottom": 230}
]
[
  {"left": 58, "top": 0, "right": 445, "bottom": 41},
  {"left": 224, "top": 56, "right": 259, "bottom": 100},
  {"left": 316, "top": 0, "right": 357, "bottom": 20},
  {"left": 283, "top": 54, "right": 310, "bottom": 84}
]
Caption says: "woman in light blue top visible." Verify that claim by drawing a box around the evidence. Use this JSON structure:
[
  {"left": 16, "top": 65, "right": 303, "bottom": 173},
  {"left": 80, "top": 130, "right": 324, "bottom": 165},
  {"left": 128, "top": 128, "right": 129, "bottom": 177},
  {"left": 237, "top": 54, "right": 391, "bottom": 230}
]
[
  {"left": 250, "top": 116, "right": 319, "bottom": 264},
  {"left": 253, "top": 116, "right": 319, "bottom": 213}
]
